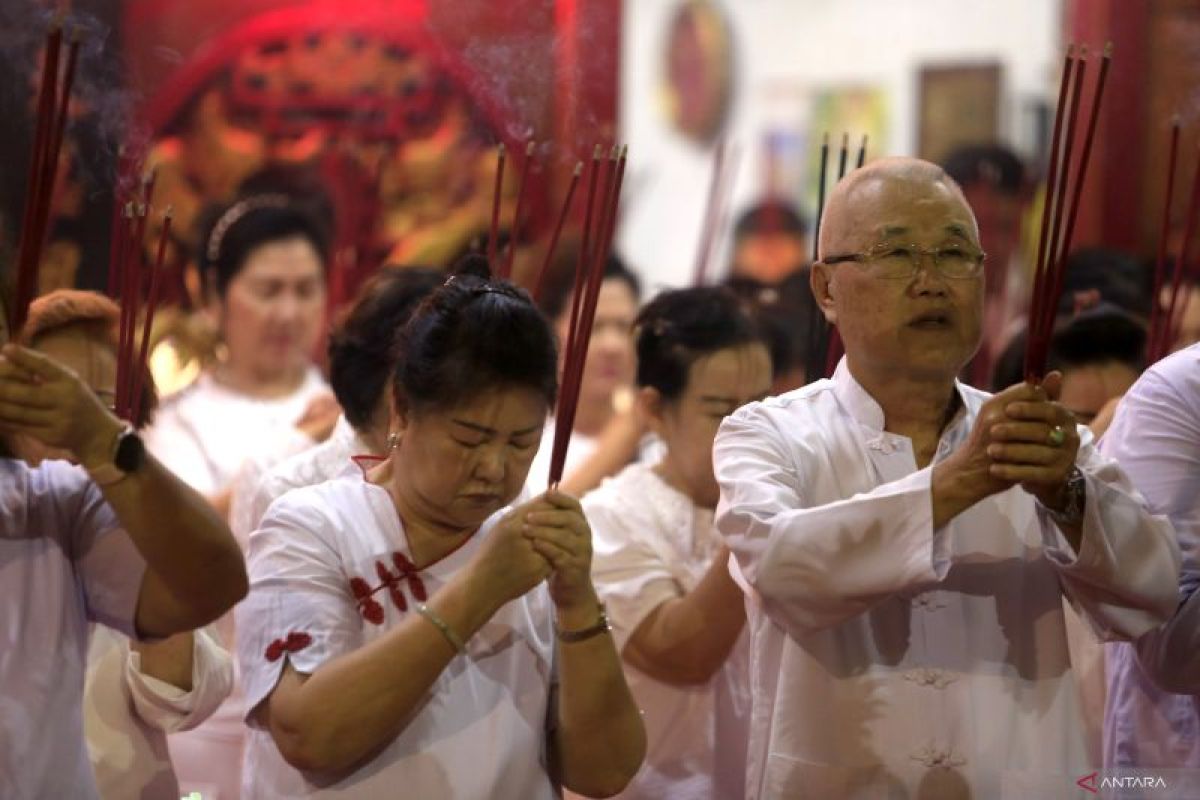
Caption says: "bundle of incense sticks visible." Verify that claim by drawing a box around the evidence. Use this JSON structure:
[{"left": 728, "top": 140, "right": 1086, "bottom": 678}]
[
  {"left": 1147, "top": 120, "right": 1200, "bottom": 363},
  {"left": 111, "top": 174, "right": 171, "bottom": 425},
  {"left": 547, "top": 145, "right": 627, "bottom": 487},
  {"left": 808, "top": 131, "right": 867, "bottom": 378},
  {"left": 495, "top": 141, "right": 537, "bottom": 281},
  {"left": 11, "top": 22, "right": 80, "bottom": 335},
  {"left": 1023, "top": 43, "right": 1113, "bottom": 381},
  {"left": 692, "top": 140, "right": 741, "bottom": 286}
]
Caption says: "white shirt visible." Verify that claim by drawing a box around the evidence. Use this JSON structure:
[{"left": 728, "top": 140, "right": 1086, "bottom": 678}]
[
  {"left": 1102, "top": 343, "right": 1200, "bottom": 768},
  {"left": 585, "top": 462, "right": 750, "bottom": 800},
  {"left": 713, "top": 361, "right": 1180, "bottom": 799},
  {"left": 0, "top": 459, "right": 146, "bottom": 800},
  {"left": 84, "top": 626, "right": 232, "bottom": 800},
  {"left": 145, "top": 367, "right": 328, "bottom": 497},
  {"left": 236, "top": 474, "right": 560, "bottom": 799}
]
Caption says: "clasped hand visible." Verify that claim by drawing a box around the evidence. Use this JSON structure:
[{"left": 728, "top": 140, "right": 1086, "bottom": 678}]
[
  {"left": 947, "top": 371, "right": 1080, "bottom": 509},
  {"left": 468, "top": 489, "right": 596, "bottom": 613}
]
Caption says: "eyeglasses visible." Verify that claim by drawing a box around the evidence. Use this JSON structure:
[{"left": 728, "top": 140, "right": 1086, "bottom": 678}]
[{"left": 820, "top": 242, "right": 987, "bottom": 280}]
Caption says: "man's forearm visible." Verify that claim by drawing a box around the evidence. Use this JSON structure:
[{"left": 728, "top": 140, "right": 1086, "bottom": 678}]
[{"left": 99, "top": 452, "right": 247, "bottom": 634}]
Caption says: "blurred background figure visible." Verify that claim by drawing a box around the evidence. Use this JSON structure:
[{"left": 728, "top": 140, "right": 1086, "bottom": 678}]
[
  {"left": 144, "top": 195, "right": 336, "bottom": 519},
  {"left": 728, "top": 200, "right": 809, "bottom": 286}
]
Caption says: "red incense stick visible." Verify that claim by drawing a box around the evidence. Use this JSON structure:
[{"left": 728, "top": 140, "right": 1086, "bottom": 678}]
[
  {"left": 532, "top": 161, "right": 583, "bottom": 303},
  {"left": 487, "top": 143, "right": 506, "bottom": 266},
  {"left": 130, "top": 210, "right": 172, "bottom": 425},
  {"left": 1148, "top": 120, "right": 1182, "bottom": 361},
  {"left": 500, "top": 141, "right": 536, "bottom": 280}
]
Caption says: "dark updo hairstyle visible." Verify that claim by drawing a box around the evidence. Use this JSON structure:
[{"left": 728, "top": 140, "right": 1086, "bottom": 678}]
[
  {"left": 392, "top": 254, "right": 558, "bottom": 414},
  {"left": 328, "top": 267, "right": 444, "bottom": 431},
  {"left": 200, "top": 194, "right": 331, "bottom": 299},
  {"left": 635, "top": 286, "right": 771, "bottom": 401}
]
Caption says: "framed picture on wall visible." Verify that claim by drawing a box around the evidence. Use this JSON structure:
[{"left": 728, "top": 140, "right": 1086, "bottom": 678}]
[{"left": 918, "top": 63, "right": 1002, "bottom": 164}]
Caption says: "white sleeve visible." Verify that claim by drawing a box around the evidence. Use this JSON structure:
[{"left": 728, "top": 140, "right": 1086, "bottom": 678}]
[
  {"left": 125, "top": 627, "right": 234, "bottom": 733},
  {"left": 586, "top": 499, "right": 681, "bottom": 653},
  {"left": 713, "top": 406, "right": 948, "bottom": 641},
  {"left": 235, "top": 495, "right": 363, "bottom": 726},
  {"left": 1036, "top": 426, "right": 1180, "bottom": 642},
  {"left": 1100, "top": 369, "right": 1200, "bottom": 687}
]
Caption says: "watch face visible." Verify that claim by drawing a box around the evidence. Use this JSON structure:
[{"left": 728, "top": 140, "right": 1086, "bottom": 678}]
[{"left": 114, "top": 430, "right": 146, "bottom": 473}]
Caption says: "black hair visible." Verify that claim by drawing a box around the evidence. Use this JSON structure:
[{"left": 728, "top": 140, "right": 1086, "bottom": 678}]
[
  {"left": 392, "top": 254, "right": 558, "bottom": 413},
  {"left": 941, "top": 144, "right": 1027, "bottom": 196},
  {"left": 328, "top": 267, "right": 444, "bottom": 431},
  {"left": 199, "top": 197, "right": 331, "bottom": 299},
  {"left": 1058, "top": 247, "right": 1152, "bottom": 319},
  {"left": 990, "top": 304, "right": 1146, "bottom": 391},
  {"left": 634, "top": 286, "right": 771, "bottom": 401},
  {"left": 1048, "top": 304, "right": 1146, "bottom": 373},
  {"left": 733, "top": 200, "right": 808, "bottom": 242},
  {"left": 537, "top": 245, "right": 642, "bottom": 322}
]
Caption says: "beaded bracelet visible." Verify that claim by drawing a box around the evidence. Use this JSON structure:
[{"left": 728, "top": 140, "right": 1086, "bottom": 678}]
[{"left": 415, "top": 603, "right": 466, "bottom": 654}]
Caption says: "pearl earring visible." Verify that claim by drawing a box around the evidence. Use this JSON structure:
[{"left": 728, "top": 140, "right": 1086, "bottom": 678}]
[{"left": 387, "top": 432, "right": 400, "bottom": 451}]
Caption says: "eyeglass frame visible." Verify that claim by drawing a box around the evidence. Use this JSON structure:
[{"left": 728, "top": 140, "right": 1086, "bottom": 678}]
[{"left": 818, "top": 241, "right": 988, "bottom": 280}]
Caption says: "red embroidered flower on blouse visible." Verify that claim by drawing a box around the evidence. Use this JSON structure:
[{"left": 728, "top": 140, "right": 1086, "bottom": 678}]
[
  {"left": 350, "top": 552, "right": 427, "bottom": 623},
  {"left": 264, "top": 631, "right": 313, "bottom": 662}
]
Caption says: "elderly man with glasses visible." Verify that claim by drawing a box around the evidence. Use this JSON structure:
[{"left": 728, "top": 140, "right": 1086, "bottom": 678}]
[{"left": 713, "top": 157, "right": 1180, "bottom": 798}]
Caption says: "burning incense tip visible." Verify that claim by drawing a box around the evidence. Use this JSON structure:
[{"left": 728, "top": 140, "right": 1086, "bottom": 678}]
[
  {"left": 1079, "top": 44, "right": 1090, "bottom": 57},
  {"left": 572, "top": 162, "right": 583, "bottom": 176},
  {"left": 592, "top": 144, "right": 604, "bottom": 159},
  {"left": 608, "top": 145, "right": 619, "bottom": 159},
  {"left": 497, "top": 142, "right": 506, "bottom": 157},
  {"left": 620, "top": 144, "right": 629, "bottom": 158},
  {"left": 1103, "top": 41, "right": 1114, "bottom": 58},
  {"left": 164, "top": 205, "right": 175, "bottom": 218},
  {"left": 524, "top": 141, "right": 536, "bottom": 156}
]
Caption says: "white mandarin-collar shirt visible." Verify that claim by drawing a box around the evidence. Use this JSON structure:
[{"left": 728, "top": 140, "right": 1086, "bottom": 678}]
[
  {"left": 1101, "top": 343, "right": 1200, "bottom": 770},
  {"left": 714, "top": 360, "right": 1180, "bottom": 799}
]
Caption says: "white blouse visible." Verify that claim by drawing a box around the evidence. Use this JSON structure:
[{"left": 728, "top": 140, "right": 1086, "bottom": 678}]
[
  {"left": 145, "top": 368, "right": 328, "bottom": 497},
  {"left": 236, "top": 474, "right": 560, "bottom": 799},
  {"left": 585, "top": 462, "right": 750, "bottom": 800},
  {"left": 713, "top": 360, "right": 1180, "bottom": 799}
]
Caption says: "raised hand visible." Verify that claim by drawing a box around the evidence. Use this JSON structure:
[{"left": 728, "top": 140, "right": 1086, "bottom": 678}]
[{"left": 0, "top": 344, "right": 123, "bottom": 469}]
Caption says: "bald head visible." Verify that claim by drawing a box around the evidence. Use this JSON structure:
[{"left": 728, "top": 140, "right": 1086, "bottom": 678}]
[{"left": 818, "top": 157, "right": 978, "bottom": 260}]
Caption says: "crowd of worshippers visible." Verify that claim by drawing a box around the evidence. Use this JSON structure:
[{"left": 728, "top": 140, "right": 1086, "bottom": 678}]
[{"left": 3, "top": 147, "right": 1199, "bottom": 800}]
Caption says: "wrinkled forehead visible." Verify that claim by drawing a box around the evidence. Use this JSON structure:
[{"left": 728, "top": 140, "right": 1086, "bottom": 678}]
[{"left": 836, "top": 175, "right": 979, "bottom": 249}]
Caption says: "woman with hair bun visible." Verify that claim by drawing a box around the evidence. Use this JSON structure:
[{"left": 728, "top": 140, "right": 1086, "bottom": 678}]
[
  {"left": 583, "top": 286, "right": 774, "bottom": 800},
  {"left": 145, "top": 195, "right": 337, "bottom": 518},
  {"left": 236, "top": 256, "right": 645, "bottom": 798}
]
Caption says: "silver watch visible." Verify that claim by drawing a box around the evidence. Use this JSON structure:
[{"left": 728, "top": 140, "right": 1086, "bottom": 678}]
[{"left": 1043, "top": 467, "right": 1086, "bottom": 527}]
